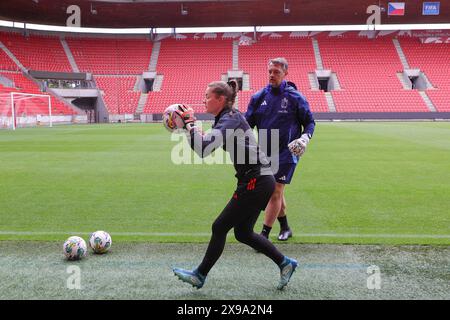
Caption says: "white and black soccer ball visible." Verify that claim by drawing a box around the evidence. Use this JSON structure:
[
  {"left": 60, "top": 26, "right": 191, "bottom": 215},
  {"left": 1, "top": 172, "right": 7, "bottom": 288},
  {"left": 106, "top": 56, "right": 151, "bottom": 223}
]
[
  {"left": 162, "top": 104, "right": 186, "bottom": 132},
  {"left": 89, "top": 231, "right": 112, "bottom": 254},
  {"left": 63, "top": 236, "right": 87, "bottom": 260}
]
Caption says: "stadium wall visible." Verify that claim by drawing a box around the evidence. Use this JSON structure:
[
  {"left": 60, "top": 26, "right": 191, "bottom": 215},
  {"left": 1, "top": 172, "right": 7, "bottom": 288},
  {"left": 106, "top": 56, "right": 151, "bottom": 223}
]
[
  {"left": 148, "top": 112, "right": 450, "bottom": 123},
  {"left": 0, "top": 114, "right": 88, "bottom": 128},
  {"left": 314, "top": 112, "right": 450, "bottom": 120}
]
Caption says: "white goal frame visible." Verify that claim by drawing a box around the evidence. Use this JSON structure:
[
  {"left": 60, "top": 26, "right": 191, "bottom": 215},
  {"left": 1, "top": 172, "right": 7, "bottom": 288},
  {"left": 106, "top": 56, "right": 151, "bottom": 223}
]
[{"left": 9, "top": 92, "right": 52, "bottom": 130}]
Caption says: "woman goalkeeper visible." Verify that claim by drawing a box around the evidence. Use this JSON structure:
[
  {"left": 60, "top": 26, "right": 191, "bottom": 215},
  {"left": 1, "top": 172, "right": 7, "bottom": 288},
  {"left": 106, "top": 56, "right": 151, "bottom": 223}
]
[{"left": 171, "top": 80, "right": 297, "bottom": 290}]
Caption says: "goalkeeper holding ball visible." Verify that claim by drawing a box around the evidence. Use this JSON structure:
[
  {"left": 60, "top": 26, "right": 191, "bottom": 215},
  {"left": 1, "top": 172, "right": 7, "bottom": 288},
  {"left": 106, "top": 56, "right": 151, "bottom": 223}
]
[
  {"left": 245, "top": 58, "right": 316, "bottom": 242},
  {"left": 170, "top": 80, "right": 297, "bottom": 290}
]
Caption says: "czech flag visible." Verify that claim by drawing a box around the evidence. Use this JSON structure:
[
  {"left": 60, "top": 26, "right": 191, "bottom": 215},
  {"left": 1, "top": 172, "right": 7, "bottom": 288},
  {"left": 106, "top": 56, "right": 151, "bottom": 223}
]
[{"left": 388, "top": 2, "right": 405, "bottom": 16}]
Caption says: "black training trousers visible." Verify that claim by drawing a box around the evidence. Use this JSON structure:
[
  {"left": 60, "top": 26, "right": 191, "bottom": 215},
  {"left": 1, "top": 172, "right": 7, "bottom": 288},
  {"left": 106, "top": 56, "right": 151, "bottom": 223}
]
[{"left": 197, "top": 174, "right": 285, "bottom": 276}]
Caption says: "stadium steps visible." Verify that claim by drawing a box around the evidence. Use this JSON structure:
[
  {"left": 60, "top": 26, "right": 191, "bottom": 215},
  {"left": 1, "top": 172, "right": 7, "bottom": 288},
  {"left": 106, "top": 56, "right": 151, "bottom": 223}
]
[
  {"left": 421, "top": 72, "right": 435, "bottom": 89},
  {"left": 135, "top": 93, "right": 148, "bottom": 114},
  {"left": 149, "top": 41, "right": 161, "bottom": 71},
  {"left": 399, "top": 38, "right": 449, "bottom": 112},
  {"left": 134, "top": 75, "right": 142, "bottom": 91},
  {"left": 324, "top": 92, "right": 337, "bottom": 112},
  {"left": 152, "top": 74, "right": 164, "bottom": 91},
  {"left": 0, "top": 41, "right": 27, "bottom": 72},
  {"left": 418, "top": 91, "right": 437, "bottom": 112},
  {"left": 0, "top": 45, "right": 19, "bottom": 71},
  {"left": 242, "top": 73, "right": 250, "bottom": 91},
  {"left": 393, "top": 39, "right": 410, "bottom": 69},
  {"left": 0, "top": 73, "right": 14, "bottom": 87},
  {"left": 308, "top": 73, "right": 319, "bottom": 90},
  {"left": 60, "top": 38, "right": 80, "bottom": 73},
  {"left": 66, "top": 37, "right": 152, "bottom": 75},
  {"left": 331, "top": 73, "right": 341, "bottom": 90},
  {"left": 0, "top": 39, "right": 82, "bottom": 115},
  {"left": 397, "top": 72, "right": 410, "bottom": 89},
  {"left": 312, "top": 39, "right": 324, "bottom": 70},
  {"left": 396, "top": 72, "right": 436, "bottom": 112},
  {"left": 232, "top": 40, "right": 239, "bottom": 70}
]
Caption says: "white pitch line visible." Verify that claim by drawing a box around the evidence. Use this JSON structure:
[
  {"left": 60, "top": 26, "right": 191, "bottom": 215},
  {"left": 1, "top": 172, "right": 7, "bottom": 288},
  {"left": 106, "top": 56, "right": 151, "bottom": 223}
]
[
  {"left": 0, "top": 231, "right": 449, "bottom": 239},
  {"left": 0, "top": 231, "right": 211, "bottom": 237}
]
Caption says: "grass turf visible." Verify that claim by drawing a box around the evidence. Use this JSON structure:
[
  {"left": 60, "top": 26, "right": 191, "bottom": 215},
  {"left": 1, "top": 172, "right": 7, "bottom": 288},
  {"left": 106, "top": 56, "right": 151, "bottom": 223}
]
[
  {"left": 1, "top": 122, "right": 449, "bottom": 300},
  {"left": 0, "top": 122, "right": 449, "bottom": 244},
  {"left": 0, "top": 242, "right": 448, "bottom": 300}
]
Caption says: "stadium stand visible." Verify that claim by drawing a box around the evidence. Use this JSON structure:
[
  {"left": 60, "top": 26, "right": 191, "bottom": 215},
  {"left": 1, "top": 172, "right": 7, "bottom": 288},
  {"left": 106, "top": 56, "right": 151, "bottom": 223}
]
[
  {"left": 238, "top": 33, "right": 329, "bottom": 113},
  {"left": 0, "top": 49, "right": 18, "bottom": 71},
  {"left": 1, "top": 30, "right": 448, "bottom": 118},
  {"left": 0, "top": 32, "right": 72, "bottom": 72},
  {"left": 319, "top": 35, "right": 429, "bottom": 112},
  {"left": 65, "top": 37, "right": 153, "bottom": 114},
  {"left": 400, "top": 38, "right": 450, "bottom": 112},
  {"left": 95, "top": 76, "right": 140, "bottom": 114},
  {"left": 0, "top": 71, "right": 76, "bottom": 115},
  {"left": 66, "top": 37, "right": 152, "bottom": 75},
  {"left": 144, "top": 35, "right": 233, "bottom": 113}
]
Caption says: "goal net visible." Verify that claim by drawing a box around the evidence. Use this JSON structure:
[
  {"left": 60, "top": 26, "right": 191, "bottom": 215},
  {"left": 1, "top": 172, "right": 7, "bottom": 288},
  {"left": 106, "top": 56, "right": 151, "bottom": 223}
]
[{"left": 0, "top": 92, "right": 52, "bottom": 130}]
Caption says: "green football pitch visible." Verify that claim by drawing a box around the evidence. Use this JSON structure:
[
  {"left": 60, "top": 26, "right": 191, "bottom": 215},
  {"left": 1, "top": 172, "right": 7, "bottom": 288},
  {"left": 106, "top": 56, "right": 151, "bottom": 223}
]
[{"left": 0, "top": 122, "right": 449, "bottom": 299}]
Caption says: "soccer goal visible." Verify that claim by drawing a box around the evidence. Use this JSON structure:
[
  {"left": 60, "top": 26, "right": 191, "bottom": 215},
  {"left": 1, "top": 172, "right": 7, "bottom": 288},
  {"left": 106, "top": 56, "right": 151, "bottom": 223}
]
[{"left": 0, "top": 92, "right": 52, "bottom": 130}]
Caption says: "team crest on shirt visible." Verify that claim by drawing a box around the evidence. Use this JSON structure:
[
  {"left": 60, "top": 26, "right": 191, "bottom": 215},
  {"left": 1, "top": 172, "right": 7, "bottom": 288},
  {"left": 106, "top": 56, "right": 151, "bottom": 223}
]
[{"left": 278, "top": 97, "right": 289, "bottom": 113}]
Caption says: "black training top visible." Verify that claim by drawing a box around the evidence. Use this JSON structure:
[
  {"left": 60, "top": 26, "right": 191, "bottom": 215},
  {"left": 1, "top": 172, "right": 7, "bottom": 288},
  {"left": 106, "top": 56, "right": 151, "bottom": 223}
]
[{"left": 188, "top": 107, "right": 272, "bottom": 180}]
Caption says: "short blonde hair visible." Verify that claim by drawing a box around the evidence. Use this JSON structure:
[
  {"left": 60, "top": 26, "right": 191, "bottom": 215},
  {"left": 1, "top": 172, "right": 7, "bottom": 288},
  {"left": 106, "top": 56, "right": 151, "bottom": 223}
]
[{"left": 269, "top": 57, "right": 288, "bottom": 72}]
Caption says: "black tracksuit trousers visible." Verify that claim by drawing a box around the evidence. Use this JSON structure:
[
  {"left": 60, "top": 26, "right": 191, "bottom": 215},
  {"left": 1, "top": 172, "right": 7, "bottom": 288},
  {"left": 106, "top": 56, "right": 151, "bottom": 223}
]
[{"left": 198, "top": 174, "right": 285, "bottom": 276}]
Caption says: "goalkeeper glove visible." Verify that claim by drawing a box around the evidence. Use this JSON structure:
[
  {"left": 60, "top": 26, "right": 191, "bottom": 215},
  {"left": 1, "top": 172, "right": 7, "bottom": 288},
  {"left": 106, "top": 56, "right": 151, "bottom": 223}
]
[
  {"left": 175, "top": 104, "right": 197, "bottom": 131},
  {"left": 288, "top": 134, "right": 310, "bottom": 157}
]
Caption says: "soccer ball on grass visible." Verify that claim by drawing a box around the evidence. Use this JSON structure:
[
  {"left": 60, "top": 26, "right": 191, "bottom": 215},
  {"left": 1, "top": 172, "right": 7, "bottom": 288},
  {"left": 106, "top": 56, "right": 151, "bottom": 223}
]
[
  {"left": 63, "top": 236, "right": 87, "bottom": 260},
  {"left": 89, "top": 230, "right": 112, "bottom": 254}
]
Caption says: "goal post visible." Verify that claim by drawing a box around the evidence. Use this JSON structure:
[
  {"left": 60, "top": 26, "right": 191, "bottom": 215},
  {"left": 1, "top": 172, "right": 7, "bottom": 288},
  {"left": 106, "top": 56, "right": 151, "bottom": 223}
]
[{"left": 0, "top": 92, "right": 52, "bottom": 130}]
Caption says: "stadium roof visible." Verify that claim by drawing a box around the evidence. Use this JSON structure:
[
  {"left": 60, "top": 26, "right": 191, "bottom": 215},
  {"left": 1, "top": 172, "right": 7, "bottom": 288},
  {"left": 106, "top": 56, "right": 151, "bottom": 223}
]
[{"left": 0, "top": 0, "right": 448, "bottom": 29}]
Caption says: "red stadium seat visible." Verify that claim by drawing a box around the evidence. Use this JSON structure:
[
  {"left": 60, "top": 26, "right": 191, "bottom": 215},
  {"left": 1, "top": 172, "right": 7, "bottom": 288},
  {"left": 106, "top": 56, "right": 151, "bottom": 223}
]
[
  {"left": 238, "top": 37, "right": 329, "bottom": 113},
  {"left": 0, "top": 32, "right": 72, "bottom": 72},
  {"left": 400, "top": 38, "right": 450, "bottom": 112},
  {"left": 0, "top": 72, "right": 76, "bottom": 115},
  {"left": 319, "top": 37, "right": 429, "bottom": 112},
  {"left": 144, "top": 37, "right": 232, "bottom": 113},
  {"left": 1, "top": 31, "right": 447, "bottom": 116},
  {"left": 66, "top": 37, "right": 152, "bottom": 75}
]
